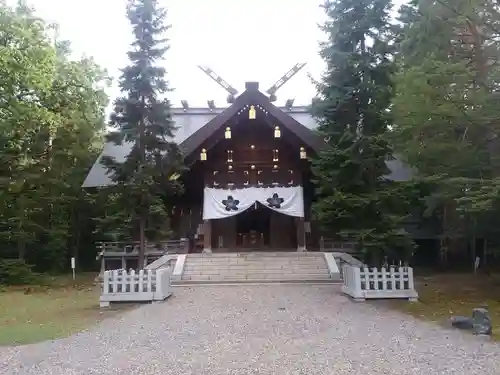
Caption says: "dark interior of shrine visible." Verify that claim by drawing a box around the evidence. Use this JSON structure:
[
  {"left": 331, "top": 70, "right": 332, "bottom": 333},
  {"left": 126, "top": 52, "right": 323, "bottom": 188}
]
[{"left": 235, "top": 203, "right": 271, "bottom": 245}]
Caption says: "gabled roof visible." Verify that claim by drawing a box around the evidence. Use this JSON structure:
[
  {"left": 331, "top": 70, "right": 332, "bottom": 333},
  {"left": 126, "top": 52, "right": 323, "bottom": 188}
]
[
  {"left": 81, "top": 83, "right": 414, "bottom": 188},
  {"left": 180, "top": 82, "right": 325, "bottom": 157}
]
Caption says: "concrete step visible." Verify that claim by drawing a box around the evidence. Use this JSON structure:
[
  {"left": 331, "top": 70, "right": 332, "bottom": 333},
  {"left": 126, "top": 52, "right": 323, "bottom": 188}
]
[
  {"left": 183, "top": 265, "right": 328, "bottom": 271},
  {"left": 186, "top": 257, "right": 325, "bottom": 261},
  {"left": 179, "top": 252, "right": 333, "bottom": 284},
  {"left": 184, "top": 261, "right": 327, "bottom": 265},
  {"left": 183, "top": 273, "right": 329, "bottom": 279},
  {"left": 184, "top": 263, "right": 326, "bottom": 268},
  {"left": 185, "top": 262, "right": 327, "bottom": 268},
  {"left": 183, "top": 270, "right": 328, "bottom": 276},
  {"left": 182, "top": 274, "right": 332, "bottom": 281},
  {"left": 183, "top": 268, "right": 328, "bottom": 274},
  {"left": 190, "top": 252, "right": 322, "bottom": 256},
  {"left": 172, "top": 279, "right": 341, "bottom": 286},
  {"left": 184, "top": 262, "right": 327, "bottom": 270}
]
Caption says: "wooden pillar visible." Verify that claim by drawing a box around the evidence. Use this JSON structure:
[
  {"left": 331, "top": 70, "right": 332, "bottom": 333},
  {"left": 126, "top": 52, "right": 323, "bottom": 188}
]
[
  {"left": 296, "top": 217, "right": 306, "bottom": 252},
  {"left": 182, "top": 238, "right": 190, "bottom": 254},
  {"left": 203, "top": 219, "right": 212, "bottom": 253}
]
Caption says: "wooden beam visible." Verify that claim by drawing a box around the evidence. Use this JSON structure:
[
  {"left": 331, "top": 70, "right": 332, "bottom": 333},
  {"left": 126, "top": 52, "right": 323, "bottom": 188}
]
[
  {"left": 203, "top": 220, "right": 212, "bottom": 253},
  {"left": 296, "top": 217, "right": 306, "bottom": 251}
]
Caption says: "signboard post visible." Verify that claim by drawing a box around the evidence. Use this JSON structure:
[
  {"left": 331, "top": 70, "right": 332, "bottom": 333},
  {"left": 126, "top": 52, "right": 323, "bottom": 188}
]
[
  {"left": 474, "top": 256, "right": 480, "bottom": 275},
  {"left": 71, "top": 257, "right": 76, "bottom": 280}
]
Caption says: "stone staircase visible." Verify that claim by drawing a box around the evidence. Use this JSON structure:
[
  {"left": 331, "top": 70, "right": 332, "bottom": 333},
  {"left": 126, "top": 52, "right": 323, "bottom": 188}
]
[{"left": 176, "top": 252, "right": 340, "bottom": 284}]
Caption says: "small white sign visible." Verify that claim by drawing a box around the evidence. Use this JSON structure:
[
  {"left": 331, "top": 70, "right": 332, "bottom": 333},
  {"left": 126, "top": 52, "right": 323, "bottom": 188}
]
[
  {"left": 474, "top": 256, "right": 480, "bottom": 274},
  {"left": 71, "top": 257, "right": 76, "bottom": 280}
]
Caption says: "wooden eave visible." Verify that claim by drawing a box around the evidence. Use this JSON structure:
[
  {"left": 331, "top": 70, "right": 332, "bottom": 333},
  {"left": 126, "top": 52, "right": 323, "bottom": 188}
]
[{"left": 179, "top": 87, "right": 325, "bottom": 159}]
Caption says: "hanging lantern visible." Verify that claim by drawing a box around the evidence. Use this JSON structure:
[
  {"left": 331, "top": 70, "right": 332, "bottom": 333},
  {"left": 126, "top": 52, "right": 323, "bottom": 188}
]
[
  {"left": 272, "top": 149, "right": 279, "bottom": 162},
  {"left": 274, "top": 126, "right": 281, "bottom": 138},
  {"left": 227, "top": 149, "right": 233, "bottom": 163},
  {"left": 300, "top": 147, "right": 307, "bottom": 159},
  {"left": 251, "top": 164, "right": 255, "bottom": 170},
  {"left": 200, "top": 148, "right": 207, "bottom": 161},
  {"left": 169, "top": 172, "right": 180, "bottom": 181},
  {"left": 249, "top": 105, "right": 256, "bottom": 120},
  {"left": 225, "top": 126, "right": 232, "bottom": 139},
  {"left": 228, "top": 164, "right": 233, "bottom": 170}
]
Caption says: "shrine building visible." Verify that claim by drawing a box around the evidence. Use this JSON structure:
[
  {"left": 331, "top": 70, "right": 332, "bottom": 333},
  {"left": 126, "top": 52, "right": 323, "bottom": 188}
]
[{"left": 82, "top": 67, "right": 413, "bottom": 253}]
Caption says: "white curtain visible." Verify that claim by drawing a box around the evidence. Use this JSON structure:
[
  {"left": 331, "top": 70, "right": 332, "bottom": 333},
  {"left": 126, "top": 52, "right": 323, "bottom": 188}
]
[{"left": 203, "top": 186, "right": 304, "bottom": 220}]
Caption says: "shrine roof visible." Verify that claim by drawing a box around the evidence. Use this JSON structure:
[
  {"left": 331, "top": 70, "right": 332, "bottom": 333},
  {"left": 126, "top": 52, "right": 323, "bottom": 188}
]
[{"left": 82, "top": 84, "right": 413, "bottom": 188}]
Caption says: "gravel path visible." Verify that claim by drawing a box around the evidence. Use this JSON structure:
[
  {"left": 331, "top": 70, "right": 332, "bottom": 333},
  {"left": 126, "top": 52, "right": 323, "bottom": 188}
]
[{"left": 1, "top": 285, "right": 499, "bottom": 375}]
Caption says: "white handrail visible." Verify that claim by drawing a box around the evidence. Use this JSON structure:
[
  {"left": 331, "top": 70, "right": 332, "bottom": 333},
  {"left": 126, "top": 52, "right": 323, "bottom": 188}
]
[
  {"left": 342, "top": 265, "right": 418, "bottom": 301},
  {"left": 100, "top": 268, "right": 172, "bottom": 307}
]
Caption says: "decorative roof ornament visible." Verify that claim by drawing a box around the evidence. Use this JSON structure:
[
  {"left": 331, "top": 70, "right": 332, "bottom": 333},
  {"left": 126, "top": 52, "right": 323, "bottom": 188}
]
[
  {"left": 265, "top": 62, "right": 306, "bottom": 102},
  {"left": 197, "top": 65, "right": 239, "bottom": 103}
]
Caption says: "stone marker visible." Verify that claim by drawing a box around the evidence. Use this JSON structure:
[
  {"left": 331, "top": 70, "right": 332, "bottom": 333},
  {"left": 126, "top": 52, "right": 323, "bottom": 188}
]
[
  {"left": 472, "top": 307, "right": 492, "bottom": 336},
  {"left": 450, "top": 316, "right": 474, "bottom": 330}
]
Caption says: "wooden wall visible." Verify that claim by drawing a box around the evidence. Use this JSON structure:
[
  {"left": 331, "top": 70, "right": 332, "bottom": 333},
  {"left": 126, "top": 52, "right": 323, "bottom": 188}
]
[{"left": 202, "top": 120, "right": 306, "bottom": 188}]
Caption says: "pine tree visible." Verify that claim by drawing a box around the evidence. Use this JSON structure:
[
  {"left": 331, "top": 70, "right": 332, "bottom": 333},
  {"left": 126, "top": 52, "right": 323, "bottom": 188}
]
[
  {"left": 311, "top": 0, "right": 415, "bottom": 263},
  {"left": 392, "top": 0, "right": 500, "bottom": 179},
  {"left": 391, "top": 0, "right": 500, "bottom": 260},
  {"left": 102, "top": 0, "right": 184, "bottom": 268}
]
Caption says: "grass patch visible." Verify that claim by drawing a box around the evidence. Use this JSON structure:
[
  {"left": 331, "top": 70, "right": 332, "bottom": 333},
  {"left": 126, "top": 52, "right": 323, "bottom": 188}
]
[
  {"left": 385, "top": 273, "right": 500, "bottom": 339},
  {"left": 0, "top": 273, "right": 134, "bottom": 346}
]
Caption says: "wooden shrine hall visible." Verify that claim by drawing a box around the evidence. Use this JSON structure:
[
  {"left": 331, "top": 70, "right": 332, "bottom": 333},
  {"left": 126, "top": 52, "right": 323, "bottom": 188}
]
[
  {"left": 183, "top": 80, "right": 321, "bottom": 252},
  {"left": 82, "top": 65, "right": 412, "bottom": 254}
]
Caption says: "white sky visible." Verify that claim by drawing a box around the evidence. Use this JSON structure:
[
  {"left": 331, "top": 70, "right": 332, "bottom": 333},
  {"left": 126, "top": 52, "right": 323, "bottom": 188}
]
[{"left": 16, "top": 0, "right": 406, "bottom": 108}]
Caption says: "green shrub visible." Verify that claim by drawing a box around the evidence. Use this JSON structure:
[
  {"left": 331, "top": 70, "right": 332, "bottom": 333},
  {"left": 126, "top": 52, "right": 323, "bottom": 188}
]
[{"left": 0, "top": 260, "right": 39, "bottom": 285}]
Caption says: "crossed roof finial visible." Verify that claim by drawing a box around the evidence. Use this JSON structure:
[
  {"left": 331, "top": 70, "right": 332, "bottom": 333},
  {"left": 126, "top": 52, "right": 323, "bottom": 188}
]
[{"left": 196, "top": 63, "right": 307, "bottom": 104}]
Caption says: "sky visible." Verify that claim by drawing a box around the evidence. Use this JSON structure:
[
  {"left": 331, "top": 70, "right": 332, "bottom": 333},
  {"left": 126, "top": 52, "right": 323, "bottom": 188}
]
[{"left": 17, "top": 0, "right": 405, "bottom": 108}]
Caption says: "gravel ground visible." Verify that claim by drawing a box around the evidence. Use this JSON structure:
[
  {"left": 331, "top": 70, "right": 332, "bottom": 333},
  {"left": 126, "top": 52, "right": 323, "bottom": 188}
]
[{"left": 1, "top": 285, "right": 500, "bottom": 375}]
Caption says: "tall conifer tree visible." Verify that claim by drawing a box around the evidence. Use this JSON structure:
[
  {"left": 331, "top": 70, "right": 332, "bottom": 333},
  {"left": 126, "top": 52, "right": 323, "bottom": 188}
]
[
  {"left": 391, "top": 0, "right": 500, "bottom": 258},
  {"left": 311, "top": 0, "right": 414, "bottom": 263},
  {"left": 103, "top": 0, "right": 184, "bottom": 268}
]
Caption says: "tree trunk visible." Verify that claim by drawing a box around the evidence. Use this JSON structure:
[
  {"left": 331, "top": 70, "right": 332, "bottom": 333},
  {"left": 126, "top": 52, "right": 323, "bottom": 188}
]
[
  {"left": 471, "top": 234, "right": 476, "bottom": 272},
  {"left": 137, "top": 96, "right": 146, "bottom": 270},
  {"left": 17, "top": 197, "right": 26, "bottom": 261},
  {"left": 74, "top": 208, "right": 81, "bottom": 271},
  {"left": 138, "top": 215, "right": 146, "bottom": 269}
]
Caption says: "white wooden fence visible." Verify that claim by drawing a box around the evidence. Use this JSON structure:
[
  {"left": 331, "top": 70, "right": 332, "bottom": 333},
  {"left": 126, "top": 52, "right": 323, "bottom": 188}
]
[
  {"left": 100, "top": 268, "right": 172, "bottom": 307},
  {"left": 342, "top": 265, "right": 418, "bottom": 301}
]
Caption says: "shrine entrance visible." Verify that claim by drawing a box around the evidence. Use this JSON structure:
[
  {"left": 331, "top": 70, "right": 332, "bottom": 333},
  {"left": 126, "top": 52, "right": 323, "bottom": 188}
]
[
  {"left": 209, "top": 203, "right": 299, "bottom": 251},
  {"left": 235, "top": 203, "right": 271, "bottom": 248}
]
